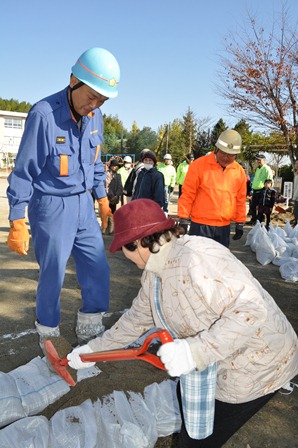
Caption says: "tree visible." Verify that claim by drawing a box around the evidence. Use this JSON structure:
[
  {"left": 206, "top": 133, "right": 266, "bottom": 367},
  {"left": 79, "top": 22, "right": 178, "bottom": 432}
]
[
  {"left": 126, "top": 127, "right": 158, "bottom": 157},
  {"left": 102, "top": 122, "right": 120, "bottom": 153},
  {"left": 218, "top": 5, "right": 298, "bottom": 167},
  {"left": 157, "top": 120, "right": 187, "bottom": 166},
  {"left": 210, "top": 119, "right": 227, "bottom": 146},
  {"left": 182, "top": 108, "right": 197, "bottom": 153},
  {"left": 0, "top": 97, "right": 32, "bottom": 112}
]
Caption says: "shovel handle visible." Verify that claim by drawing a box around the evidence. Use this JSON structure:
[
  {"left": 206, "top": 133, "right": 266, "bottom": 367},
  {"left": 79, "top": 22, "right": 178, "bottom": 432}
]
[{"left": 79, "top": 328, "right": 174, "bottom": 366}]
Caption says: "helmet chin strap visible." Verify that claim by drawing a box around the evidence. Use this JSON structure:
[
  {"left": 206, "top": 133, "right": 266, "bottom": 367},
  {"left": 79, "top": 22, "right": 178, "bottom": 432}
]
[{"left": 68, "top": 80, "right": 84, "bottom": 122}]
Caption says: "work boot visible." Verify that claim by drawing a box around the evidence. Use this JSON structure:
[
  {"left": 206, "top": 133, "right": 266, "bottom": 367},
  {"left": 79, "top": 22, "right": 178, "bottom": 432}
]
[
  {"left": 75, "top": 311, "right": 105, "bottom": 345},
  {"left": 35, "top": 321, "right": 60, "bottom": 354}
]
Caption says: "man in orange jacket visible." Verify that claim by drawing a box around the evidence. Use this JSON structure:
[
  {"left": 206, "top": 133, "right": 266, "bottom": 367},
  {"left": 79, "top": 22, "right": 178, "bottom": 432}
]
[{"left": 178, "top": 129, "right": 246, "bottom": 247}]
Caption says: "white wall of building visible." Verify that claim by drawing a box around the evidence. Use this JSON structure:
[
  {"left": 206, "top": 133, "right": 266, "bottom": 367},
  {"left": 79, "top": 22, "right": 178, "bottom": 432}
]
[{"left": 0, "top": 110, "right": 27, "bottom": 168}]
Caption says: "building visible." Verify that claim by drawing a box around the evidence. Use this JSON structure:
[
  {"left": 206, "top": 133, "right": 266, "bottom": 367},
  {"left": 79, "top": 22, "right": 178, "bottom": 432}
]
[{"left": 0, "top": 110, "right": 27, "bottom": 169}]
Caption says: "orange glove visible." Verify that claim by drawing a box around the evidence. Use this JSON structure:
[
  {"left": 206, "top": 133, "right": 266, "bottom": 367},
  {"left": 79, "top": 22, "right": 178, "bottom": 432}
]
[
  {"left": 97, "top": 197, "right": 112, "bottom": 230},
  {"left": 7, "top": 218, "right": 30, "bottom": 256}
]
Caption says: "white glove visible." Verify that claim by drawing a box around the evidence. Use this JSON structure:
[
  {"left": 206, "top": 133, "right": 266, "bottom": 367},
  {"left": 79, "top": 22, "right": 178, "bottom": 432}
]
[
  {"left": 157, "top": 339, "right": 196, "bottom": 377},
  {"left": 67, "top": 344, "right": 95, "bottom": 370}
]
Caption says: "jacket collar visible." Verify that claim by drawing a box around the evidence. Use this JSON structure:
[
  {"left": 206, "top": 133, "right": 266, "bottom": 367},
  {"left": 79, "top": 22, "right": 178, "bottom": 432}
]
[{"left": 145, "top": 237, "right": 174, "bottom": 276}]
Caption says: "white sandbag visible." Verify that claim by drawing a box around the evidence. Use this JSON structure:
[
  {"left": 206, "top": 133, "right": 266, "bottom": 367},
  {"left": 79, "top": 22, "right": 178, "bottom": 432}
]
[
  {"left": 273, "top": 225, "right": 287, "bottom": 239},
  {"left": 0, "top": 372, "right": 26, "bottom": 428},
  {"left": 245, "top": 221, "right": 261, "bottom": 247},
  {"left": 272, "top": 256, "right": 298, "bottom": 267},
  {"left": 291, "top": 244, "right": 298, "bottom": 259},
  {"left": 49, "top": 399, "right": 98, "bottom": 448},
  {"left": 97, "top": 393, "right": 148, "bottom": 448},
  {"left": 284, "top": 219, "right": 294, "bottom": 237},
  {"left": 291, "top": 224, "right": 298, "bottom": 238},
  {"left": 9, "top": 357, "right": 70, "bottom": 416},
  {"left": 279, "top": 261, "right": 298, "bottom": 282},
  {"left": 256, "top": 232, "right": 276, "bottom": 265},
  {"left": 269, "top": 233, "right": 292, "bottom": 258},
  {"left": 144, "top": 380, "right": 181, "bottom": 437},
  {"left": 0, "top": 416, "right": 49, "bottom": 448},
  {"left": 113, "top": 390, "right": 155, "bottom": 447},
  {"left": 128, "top": 391, "right": 158, "bottom": 446},
  {"left": 250, "top": 223, "right": 268, "bottom": 253},
  {"left": 93, "top": 399, "right": 122, "bottom": 448}
]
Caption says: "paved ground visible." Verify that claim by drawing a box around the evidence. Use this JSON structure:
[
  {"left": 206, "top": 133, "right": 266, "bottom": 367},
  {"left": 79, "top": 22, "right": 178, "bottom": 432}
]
[{"left": 0, "top": 173, "right": 298, "bottom": 447}]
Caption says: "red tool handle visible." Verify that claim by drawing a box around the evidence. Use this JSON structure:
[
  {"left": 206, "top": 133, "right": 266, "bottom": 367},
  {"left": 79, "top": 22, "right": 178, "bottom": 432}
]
[{"left": 77, "top": 329, "right": 173, "bottom": 370}]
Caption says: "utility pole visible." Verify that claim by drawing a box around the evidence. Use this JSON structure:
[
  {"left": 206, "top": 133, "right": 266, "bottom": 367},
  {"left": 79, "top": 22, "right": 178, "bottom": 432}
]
[{"left": 166, "top": 125, "right": 169, "bottom": 153}]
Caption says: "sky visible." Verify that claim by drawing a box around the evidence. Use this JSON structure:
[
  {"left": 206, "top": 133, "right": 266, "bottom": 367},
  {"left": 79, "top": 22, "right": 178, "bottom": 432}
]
[{"left": 1, "top": 0, "right": 297, "bottom": 132}]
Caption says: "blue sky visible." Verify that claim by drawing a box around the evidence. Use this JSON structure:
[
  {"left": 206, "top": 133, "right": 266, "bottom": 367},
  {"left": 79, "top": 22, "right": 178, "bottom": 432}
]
[{"left": 1, "top": 0, "right": 296, "bottom": 132}]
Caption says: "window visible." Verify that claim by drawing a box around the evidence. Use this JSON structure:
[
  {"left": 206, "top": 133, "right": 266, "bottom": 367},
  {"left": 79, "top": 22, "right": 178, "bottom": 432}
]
[{"left": 4, "top": 118, "right": 22, "bottom": 129}]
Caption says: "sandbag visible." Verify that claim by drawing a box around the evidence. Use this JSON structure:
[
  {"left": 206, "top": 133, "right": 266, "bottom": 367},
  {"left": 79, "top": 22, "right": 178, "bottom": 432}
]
[
  {"left": 279, "top": 261, "right": 298, "bottom": 282},
  {"left": 9, "top": 357, "right": 70, "bottom": 416},
  {"left": 0, "top": 372, "right": 26, "bottom": 427},
  {"left": 144, "top": 380, "right": 181, "bottom": 437},
  {"left": 0, "top": 416, "right": 49, "bottom": 448},
  {"left": 49, "top": 400, "right": 98, "bottom": 448},
  {"left": 256, "top": 232, "right": 276, "bottom": 265}
]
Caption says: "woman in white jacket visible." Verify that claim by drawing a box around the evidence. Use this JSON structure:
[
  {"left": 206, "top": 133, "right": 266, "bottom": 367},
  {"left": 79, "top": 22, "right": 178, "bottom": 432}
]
[{"left": 68, "top": 199, "right": 298, "bottom": 447}]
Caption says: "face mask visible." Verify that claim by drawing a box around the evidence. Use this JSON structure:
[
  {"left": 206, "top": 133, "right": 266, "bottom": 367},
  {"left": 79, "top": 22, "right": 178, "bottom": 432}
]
[
  {"left": 124, "top": 163, "right": 131, "bottom": 169},
  {"left": 144, "top": 163, "right": 153, "bottom": 171}
]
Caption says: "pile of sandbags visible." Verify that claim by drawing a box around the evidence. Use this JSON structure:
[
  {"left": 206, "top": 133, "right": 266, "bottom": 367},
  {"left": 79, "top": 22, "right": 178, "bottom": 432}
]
[{"left": 245, "top": 220, "right": 298, "bottom": 282}]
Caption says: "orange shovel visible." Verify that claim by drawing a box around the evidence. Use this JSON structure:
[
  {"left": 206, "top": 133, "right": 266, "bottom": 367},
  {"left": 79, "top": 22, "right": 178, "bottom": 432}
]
[{"left": 44, "top": 329, "right": 173, "bottom": 387}]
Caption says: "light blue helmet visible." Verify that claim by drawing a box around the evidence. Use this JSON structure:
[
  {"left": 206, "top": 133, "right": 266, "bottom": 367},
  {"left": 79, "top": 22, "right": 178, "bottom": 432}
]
[{"left": 71, "top": 48, "right": 120, "bottom": 98}]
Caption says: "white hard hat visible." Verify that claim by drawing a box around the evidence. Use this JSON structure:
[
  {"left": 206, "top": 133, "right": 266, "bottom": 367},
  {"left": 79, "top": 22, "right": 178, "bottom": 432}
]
[
  {"left": 215, "top": 130, "right": 242, "bottom": 155},
  {"left": 164, "top": 153, "right": 172, "bottom": 160},
  {"left": 123, "top": 156, "right": 132, "bottom": 163}
]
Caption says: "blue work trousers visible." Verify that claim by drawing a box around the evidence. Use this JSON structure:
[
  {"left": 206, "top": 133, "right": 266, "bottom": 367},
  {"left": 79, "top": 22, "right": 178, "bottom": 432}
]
[{"left": 28, "top": 190, "right": 110, "bottom": 327}]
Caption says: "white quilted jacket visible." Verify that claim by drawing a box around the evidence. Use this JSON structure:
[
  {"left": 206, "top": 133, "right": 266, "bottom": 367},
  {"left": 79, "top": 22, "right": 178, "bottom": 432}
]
[{"left": 89, "top": 235, "right": 298, "bottom": 403}]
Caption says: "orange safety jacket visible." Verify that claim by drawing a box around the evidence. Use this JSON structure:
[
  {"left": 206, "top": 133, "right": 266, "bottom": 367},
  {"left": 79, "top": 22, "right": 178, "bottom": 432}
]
[{"left": 178, "top": 152, "right": 247, "bottom": 226}]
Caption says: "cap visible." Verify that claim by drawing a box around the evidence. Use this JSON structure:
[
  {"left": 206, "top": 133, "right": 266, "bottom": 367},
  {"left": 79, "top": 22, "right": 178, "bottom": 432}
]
[
  {"left": 110, "top": 199, "right": 176, "bottom": 253},
  {"left": 256, "top": 154, "right": 266, "bottom": 160},
  {"left": 186, "top": 153, "right": 194, "bottom": 160},
  {"left": 123, "top": 156, "right": 132, "bottom": 163},
  {"left": 141, "top": 150, "right": 157, "bottom": 165},
  {"left": 109, "top": 159, "right": 120, "bottom": 167},
  {"left": 164, "top": 153, "right": 172, "bottom": 160}
]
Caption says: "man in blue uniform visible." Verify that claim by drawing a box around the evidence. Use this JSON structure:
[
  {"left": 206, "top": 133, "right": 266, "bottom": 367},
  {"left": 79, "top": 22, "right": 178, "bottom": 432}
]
[{"left": 6, "top": 47, "right": 120, "bottom": 349}]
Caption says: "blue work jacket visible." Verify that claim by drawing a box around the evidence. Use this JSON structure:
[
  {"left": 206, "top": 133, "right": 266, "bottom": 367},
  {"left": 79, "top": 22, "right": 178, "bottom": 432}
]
[{"left": 7, "top": 87, "right": 106, "bottom": 220}]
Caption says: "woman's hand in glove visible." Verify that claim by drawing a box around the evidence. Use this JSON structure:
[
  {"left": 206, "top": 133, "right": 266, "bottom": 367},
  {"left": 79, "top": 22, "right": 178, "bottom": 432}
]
[
  {"left": 67, "top": 344, "right": 95, "bottom": 370},
  {"left": 157, "top": 339, "right": 196, "bottom": 377}
]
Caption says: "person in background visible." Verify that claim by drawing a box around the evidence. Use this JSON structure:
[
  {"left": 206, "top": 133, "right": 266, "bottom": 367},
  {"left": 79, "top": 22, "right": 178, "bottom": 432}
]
[
  {"left": 118, "top": 155, "right": 133, "bottom": 205},
  {"left": 123, "top": 148, "right": 150, "bottom": 200},
  {"left": 67, "top": 199, "right": 298, "bottom": 448},
  {"left": 257, "top": 179, "right": 276, "bottom": 230},
  {"left": 157, "top": 153, "right": 176, "bottom": 216},
  {"left": 293, "top": 159, "right": 298, "bottom": 226},
  {"left": 6, "top": 47, "right": 120, "bottom": 347},
  {"left": 103, "top": 159, "right": 123, "bottom": 234},
  {"left": 239, "top": 162, "right": 252, "bottom": 197},
  {"left": 178, "top": 130, "right": 246, "bottom": 247},
  {"left": 248, "top": 154, "right": 273, "bottom": 225},
  {"left": 132, "top": 150, "right": 164, "bottom": 207},
  {"left": 176, "top": 153, "right": 194, "bottom": 197}
]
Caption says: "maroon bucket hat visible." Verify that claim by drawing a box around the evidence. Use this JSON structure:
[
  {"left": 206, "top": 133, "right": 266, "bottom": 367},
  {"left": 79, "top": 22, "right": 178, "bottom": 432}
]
[{"left": 109, "top": 199, "right": 176, "bottom": 253}]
